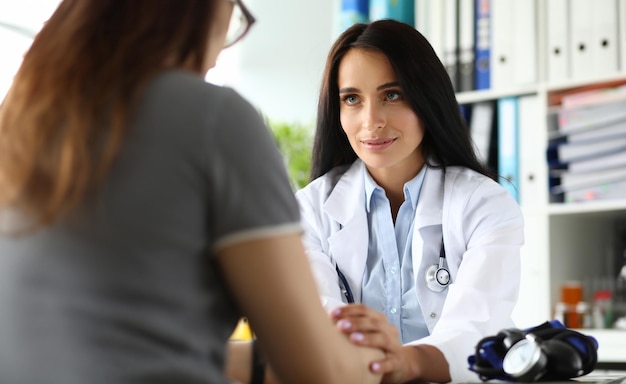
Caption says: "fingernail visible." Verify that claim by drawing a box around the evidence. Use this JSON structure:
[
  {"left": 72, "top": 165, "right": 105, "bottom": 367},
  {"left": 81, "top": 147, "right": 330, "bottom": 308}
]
[
  {"left": 371, "top": 362, "right": 381, "bottom": 372},
  {"left": 350, "top": 332, "right": 364, "bottom": 342},
  {"left": 331, "top": 308, "right": 341, "bottom": 317},
  {"left": 338, "top": 319, "right": 352, "bottom": 330}
]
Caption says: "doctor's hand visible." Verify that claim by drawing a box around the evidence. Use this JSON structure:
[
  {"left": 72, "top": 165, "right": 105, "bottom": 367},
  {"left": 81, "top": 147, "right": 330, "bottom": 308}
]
[{"left": 330, "top": 304, "right": 421, "bottom": 384}]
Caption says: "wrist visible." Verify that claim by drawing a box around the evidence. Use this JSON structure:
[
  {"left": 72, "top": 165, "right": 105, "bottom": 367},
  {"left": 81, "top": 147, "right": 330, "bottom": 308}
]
[
  {"left": 407, "top": 344, "right": 451, "bottom": 383},
  {"left": 405, "top": 346, "right": 424, "bottom": 382}
]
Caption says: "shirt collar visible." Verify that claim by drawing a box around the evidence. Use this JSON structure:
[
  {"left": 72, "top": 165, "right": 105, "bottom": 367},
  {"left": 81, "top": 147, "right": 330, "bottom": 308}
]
[{"left": 363, "top": 165, "right": 427, "bottom": 213}]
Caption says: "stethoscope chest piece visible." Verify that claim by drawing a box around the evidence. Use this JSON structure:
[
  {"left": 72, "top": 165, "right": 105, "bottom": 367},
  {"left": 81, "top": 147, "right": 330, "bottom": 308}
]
[
  {"left": 425, "top": 239, "right": 451, "bottom": 292},
  {"left": 425, "top": 263, "right": 451, "bottom": 292}
]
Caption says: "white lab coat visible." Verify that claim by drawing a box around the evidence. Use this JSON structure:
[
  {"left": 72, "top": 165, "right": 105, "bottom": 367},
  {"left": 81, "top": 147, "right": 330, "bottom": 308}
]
[{"left": 295, "top": 160, "right": 524, "bottom": 383}]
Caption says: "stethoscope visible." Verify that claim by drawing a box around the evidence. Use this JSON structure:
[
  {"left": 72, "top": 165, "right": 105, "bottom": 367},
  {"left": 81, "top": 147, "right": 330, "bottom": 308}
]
[{"left": 336, "top": 238, "right": 451, "bottom": 304}]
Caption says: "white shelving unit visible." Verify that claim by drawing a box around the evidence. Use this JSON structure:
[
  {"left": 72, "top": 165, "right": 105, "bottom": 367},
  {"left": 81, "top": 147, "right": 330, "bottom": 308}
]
[
  {"left": 454, "top": 1, "right": 626, "bottom": 363},
  {"left": 458, "top": 75, "right": 626, "bottom": 364},
  {"left": 585, "top": 329, "right": 626, "bottom": 363}
]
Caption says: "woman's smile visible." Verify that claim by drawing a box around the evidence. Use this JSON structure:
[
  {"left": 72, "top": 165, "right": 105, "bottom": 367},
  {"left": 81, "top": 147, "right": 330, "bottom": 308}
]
[{"left": 360, "top": 137, "right": 397, "bottom": 151}]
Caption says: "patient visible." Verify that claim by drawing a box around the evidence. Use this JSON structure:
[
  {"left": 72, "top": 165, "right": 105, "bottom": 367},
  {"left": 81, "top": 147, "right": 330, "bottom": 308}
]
[{"left": 0, "top": 1, "right": 384, "bottom": 383}]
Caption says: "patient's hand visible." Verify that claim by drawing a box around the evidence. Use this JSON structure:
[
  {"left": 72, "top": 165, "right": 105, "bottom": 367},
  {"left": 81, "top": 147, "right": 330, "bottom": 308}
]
[{"left": 330, "top": 304, "right": 421, "bottom": 384}]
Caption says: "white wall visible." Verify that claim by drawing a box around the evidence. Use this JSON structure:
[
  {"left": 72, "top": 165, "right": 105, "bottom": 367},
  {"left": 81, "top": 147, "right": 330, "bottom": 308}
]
[
  {"left": 1, "top": 0, "right": 339, "bottom": 125},
  {"left": 212, "top": 0, "right": 339, "bottom": 125},
  {"left": 0, "top": 0, "right": 60, "bottom": 101}
]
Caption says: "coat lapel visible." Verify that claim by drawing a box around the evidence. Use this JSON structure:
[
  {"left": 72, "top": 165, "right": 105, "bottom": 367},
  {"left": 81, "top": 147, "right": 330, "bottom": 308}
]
[
  {"left": 411, "top": 167, "right": 445, "bottom": 278},
  {"left": 324, "top": 161, "right": 369, "bottom": 302}
]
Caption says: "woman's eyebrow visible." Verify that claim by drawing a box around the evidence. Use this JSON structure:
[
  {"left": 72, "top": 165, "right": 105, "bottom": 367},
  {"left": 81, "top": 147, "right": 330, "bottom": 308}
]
[
  {"left": 377, "top": 81, "right": 400, "bottom": 90},
  {"left": 339, "top": 82, "right": 400, "bottom": 94},
  {"left": 339, "top": 86, "right": 359, "bottom": 94}
]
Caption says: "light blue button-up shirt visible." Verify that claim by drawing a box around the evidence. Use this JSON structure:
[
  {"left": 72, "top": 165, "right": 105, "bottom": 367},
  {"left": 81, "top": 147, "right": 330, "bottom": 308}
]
[{"left": 361, "top": 166, "right": 429, "bottom": 343}]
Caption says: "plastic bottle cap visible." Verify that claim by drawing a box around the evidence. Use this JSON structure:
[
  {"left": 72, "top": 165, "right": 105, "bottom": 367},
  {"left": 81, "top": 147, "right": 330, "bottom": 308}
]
[
  {"left": 594, "top": 290, "right": 613, "bottom": 300},
  {"left": 575, "top": 301, "right": 589, "bottom": 311},
  {"left": 554, "top": 302, "right": 567, "bottom": 310}
]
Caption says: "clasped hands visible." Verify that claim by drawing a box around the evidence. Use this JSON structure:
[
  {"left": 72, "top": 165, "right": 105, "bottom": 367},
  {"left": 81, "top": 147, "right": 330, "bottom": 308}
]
[{"left": 331, "top": 304, "right": 422, "bottom": 384}]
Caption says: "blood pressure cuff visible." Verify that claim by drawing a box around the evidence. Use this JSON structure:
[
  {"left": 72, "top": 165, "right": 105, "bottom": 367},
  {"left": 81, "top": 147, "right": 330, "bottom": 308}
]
[{"left": 467, "top": 320, "right": 598, "bottom": 382}]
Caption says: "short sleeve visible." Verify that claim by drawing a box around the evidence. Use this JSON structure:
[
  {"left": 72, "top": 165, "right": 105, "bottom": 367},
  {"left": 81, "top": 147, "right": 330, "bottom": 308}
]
[{"left": 205, "top": 88, "right": 301, "bottom": 250}]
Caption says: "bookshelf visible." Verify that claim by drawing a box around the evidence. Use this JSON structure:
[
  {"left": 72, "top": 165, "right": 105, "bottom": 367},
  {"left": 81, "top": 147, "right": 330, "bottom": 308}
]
[{"left": 448, "top": 0, "right": 626, "bottom": 365}]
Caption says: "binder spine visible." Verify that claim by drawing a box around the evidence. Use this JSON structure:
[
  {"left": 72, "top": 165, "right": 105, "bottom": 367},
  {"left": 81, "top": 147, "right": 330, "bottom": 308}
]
[
  {"left": 458, "top": 0, "right": 475, "bottom": 92},
  {"left": 497, "top": 96, "right": 520, "bottom": 202},
  {"left": 340, "top": 0, "right": 369, "bottom": 31},
  {"left": 369, "top": 0, "right": 415, "bottom": 26},
  {"left": 474, "top": 0, "right": 491, "bottom": 90}
]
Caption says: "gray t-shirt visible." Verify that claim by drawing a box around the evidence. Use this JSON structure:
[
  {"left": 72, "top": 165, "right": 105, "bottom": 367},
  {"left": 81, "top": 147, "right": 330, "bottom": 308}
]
[{"left": 0, "top": 70, "right": 301, "bottom": 383}]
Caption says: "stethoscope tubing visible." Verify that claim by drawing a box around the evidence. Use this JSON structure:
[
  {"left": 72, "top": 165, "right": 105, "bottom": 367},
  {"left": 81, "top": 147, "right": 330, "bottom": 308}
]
[
  {"left": 336, "top": 265, "right": 355, "bottom": 303},
  {"left": 335, "top": 240, "right": 449, "bottom": 304}
]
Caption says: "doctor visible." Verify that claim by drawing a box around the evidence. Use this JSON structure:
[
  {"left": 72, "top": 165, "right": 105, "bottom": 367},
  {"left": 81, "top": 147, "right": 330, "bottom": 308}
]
[{"left": 296, "top": 20, "right": 524, "bottom": 383}]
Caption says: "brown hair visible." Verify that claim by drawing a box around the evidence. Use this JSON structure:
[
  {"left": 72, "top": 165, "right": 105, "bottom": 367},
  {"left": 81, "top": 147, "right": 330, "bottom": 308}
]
[{"left": 0, "top": 0, "right": 218, "bottom": 229}]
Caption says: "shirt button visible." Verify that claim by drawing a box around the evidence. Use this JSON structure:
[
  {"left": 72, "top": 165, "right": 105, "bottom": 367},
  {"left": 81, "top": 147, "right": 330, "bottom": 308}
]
[
  {"left": 430, "top": 312, "right": 437, "bottom": 318},
  {"left": 390, "top": 307, "right": 397, "bottom": 314},
  {"left": 390, "top": 267, "right": 397, "bottom": 274}
]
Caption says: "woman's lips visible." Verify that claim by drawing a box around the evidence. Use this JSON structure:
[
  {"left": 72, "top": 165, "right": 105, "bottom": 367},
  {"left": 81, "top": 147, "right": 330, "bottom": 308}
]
[{"left": 361, "top": 138, "right": 396, "bottom": 151}]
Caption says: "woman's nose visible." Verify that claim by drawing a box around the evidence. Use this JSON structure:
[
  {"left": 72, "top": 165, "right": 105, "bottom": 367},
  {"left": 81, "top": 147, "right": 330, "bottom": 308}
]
[{"left": 362, "top": 102, "right": 385, "bottom": 130}]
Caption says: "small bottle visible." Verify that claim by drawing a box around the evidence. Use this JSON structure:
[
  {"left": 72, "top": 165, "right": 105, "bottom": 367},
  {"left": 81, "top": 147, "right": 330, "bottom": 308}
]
[
  {"left": 613, "top": 256, "right": 626, "bottom": 327},
  {"left": 575, "top": 301, "right": 591, "bottom": 329},
  {"left": 560, "top": 281, "right": 583, "bottom": 328},
  {"left": 553, "top": 301, "right": 567, "bottom": 326},
  {"left": 592, "top": 290, "right": 613, "bottom": 329}
]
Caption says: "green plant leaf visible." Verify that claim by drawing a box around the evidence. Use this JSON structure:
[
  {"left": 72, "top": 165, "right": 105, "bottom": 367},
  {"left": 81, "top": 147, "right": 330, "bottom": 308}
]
[{"left": 266, "top": 119, "right": 313, "bottom": 190}]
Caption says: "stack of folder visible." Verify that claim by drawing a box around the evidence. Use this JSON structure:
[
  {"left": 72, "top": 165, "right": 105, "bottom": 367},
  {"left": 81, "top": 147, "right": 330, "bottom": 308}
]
[
  {"left": 338, "top": 0, "right": 626, "bottom": 92},
  {"left": 339, "top": 0, "right": 538, "bottom": 93},
  {"left": 463, "top": 94, "right": 541, "bottom": 205},
  {"left": 416, "top": 0, "right": 537, "bottom": 93},
  {"left": 546, "top": 0, "right": 621, "bottom": 84},
  {"left": 547, "top": 84, "right": 626, "bottom": 203}
]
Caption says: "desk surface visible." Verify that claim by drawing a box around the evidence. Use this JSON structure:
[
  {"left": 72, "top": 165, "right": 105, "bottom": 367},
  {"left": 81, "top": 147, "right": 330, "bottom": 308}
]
[{"left": 462, "top": 370, "right": 626, "bottom": 384}]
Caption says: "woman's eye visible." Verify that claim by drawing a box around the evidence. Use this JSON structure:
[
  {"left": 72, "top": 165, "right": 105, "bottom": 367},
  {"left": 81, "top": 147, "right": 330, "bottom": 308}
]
[
  {"left": 343, "top": 95, "right": 360, "bottom": 105},
  {"left": 385, "top": 91, "right": 402, "bottom": 101}
]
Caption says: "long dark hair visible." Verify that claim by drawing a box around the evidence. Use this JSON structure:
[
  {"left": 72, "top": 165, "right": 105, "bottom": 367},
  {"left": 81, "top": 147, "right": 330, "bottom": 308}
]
[
  {"left": 311, "top": 19, "right": 493, "bottom": 181},
  {"left": 0, "top": 0, "right": 218, "bottom": 228}
]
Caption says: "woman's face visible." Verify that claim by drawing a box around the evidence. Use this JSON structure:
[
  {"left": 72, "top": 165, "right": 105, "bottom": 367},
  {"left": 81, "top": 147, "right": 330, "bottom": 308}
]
[{"left": 337, "top": 48, "right": 425, "bottom": 180}]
